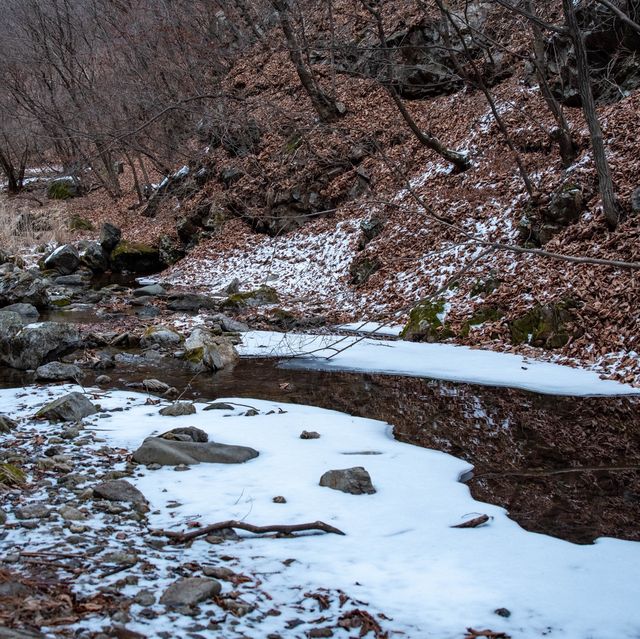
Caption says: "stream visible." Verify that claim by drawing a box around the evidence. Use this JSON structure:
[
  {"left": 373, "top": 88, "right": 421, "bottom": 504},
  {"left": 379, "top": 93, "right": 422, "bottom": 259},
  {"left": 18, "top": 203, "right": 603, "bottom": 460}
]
[{"left": 2, "top": 332, "right": 638, "bottom": 545}]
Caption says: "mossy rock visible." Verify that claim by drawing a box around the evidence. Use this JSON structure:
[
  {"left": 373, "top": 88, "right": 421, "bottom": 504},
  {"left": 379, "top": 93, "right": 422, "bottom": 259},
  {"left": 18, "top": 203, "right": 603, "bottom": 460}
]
[
  {"left": 111, "top": 241, "right": 162, "bottom": 274},
  {"left": 510, "top": 302, "right": 578, "bottom": 349},
  {"left": 184, "top": 346, "right": 205, "bottom": 365},
  {"left": 401, "top": 299, "right": 454, "bottom": 342},
  {"left": 460, "top": 306, "right": 504, "bottom": 337},
  {"left": 349, "top": 255, "right": 380, "bottom": 286},
  {"left": 222, "top": 285, "right": 279, "bottom": 310},
  {"left": 48, "top": 178, "right": 80, "bottom": 200},
  {"left": 470, "top": 274, "right": 501, "bottom": 297},
  {"left": 50, "top": 297, "right": 72, "bottom": 308},
  {"left": 0, "top": 462, "right": 25, "bottom": 486},
  {"left": 69, "top": 215, "right": 94, "bottom": 231}
]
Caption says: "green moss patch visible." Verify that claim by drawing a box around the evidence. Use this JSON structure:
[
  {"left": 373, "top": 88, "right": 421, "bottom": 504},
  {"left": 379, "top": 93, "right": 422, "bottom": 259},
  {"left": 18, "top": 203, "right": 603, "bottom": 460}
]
[
  {"left": 401, "top": 299, "right": 454, "bottom": 342},
  {"left": 222, "top": 285, "right": 280, "bottom": 310}
]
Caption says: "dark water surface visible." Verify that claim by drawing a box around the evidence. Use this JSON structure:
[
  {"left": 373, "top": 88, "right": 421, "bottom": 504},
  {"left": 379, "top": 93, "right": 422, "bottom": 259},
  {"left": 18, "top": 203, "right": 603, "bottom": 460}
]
[{"left": 3, "top": 352, "right": 639, "bottom": 544}]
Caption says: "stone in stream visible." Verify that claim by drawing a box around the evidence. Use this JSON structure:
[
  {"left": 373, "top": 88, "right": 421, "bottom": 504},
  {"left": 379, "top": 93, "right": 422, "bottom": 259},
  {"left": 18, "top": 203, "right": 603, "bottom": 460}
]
[
  {"left": 184, "top": 327, "right": 238, "bottom": 372},
  {"left": 92, "top": 479, "right": 148, "bottom": 505},
  {"left": 159, "top": 402, "right": 196, "bottom": 417},
  {"left": 44, "top": 244, "right": 79, "bottom": 275},
  {"left": 160, "top": 577, "right": 221, "bottom": 608},
  {"left": 132, "top": 437, "right": 258, "bottom": 466},
  {"left": 0, "top": 303, "right": 39, "bottom": 319},
  {"left": 35, "top": 361, "right": 84, "bottom": 382},
  {"left": 319, "top": 467, "right": 376, "bottom": 495},
  {"left": 140, "top": 325, "right": 182, "bottom": 348},
  {"left": 142, "top": 378, "right": 171, "bottom": 394},
  {"left": 35, "top": 392, "right": 97, "bottom": 422}
]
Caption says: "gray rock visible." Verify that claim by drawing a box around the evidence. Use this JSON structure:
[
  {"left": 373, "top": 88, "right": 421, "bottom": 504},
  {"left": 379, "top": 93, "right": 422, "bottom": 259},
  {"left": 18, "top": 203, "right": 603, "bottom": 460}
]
[
  {"left": 0, "top": 625, "right": 46, "bottom": 638},
  {"left": 79, "top": 241, "right": 109, "bottom": 273},
  {"left": 209, "top": 313, "right": 249, "bottom": 333},
  {"left": 0, "top": 303, "right": 39, "bottom": 319},
  {"left": 184, "top": 328, "right": 238, "bottom": 371},
  {"left": 59, "top": 505, "right": 86, "bottom": 521},
  {"left": 134, "top": 284, "right": 167, "bottom": 297},
  {"left": 300, "top": 430, "right": 321, "bottom": 439},
  {"left": 100, "top": 222, "right": 122, "bottom": 252},
  {"left": 35, "top": 361, "right": 84, "bottom": 382},
  {"left": 0, "top": 268, "right": 49, "bottom": 308},
  {"left": 319, "top": 467, "right": 376, "bottom": 495},
  {"left": 166, "top": 292, "right": 219, "bottom": 312},
  {"left": 140, "top": 325, "right": 182, "bottom": 348},
  {"left": 0, "top": 314, "right": 82, "bottom": 370},
  {"left": 35, "top": 392, "right": 97, "bottom": 422},
  {"left": 134, "top": 589, "right": 156, "bottom": 606},
  {"left": 203, "top": 402, "right": 235, "bottom": 411},
  {"left": 95, "top": 374, "right": 112, "bottom": 385},
  {"left": 160, "top": 577, "right": 221, "bottom": 607},
  {"left": 92, "top": 479, "right": 147, "bottom": 505},
  {"left": 159, "top": 402, "right": 196, "bottom": 417},
  {"left": 132, "top": 437, "right": 258, "bottom": 466},
  {"left": 0, "top": 415, "right": 17, "bottom": 433},
  {"left": 160, "top": 427, "right": 208, "bottom": 442},
  {"left": 15, "top": 503, "right": 51, "bottom": 520},
  {"left": 53, "top": 273, "right": 90, "bottom": 286},
  {"left": 142, "top": 378, "right": 171, "bottom": 393},
  {"left": 44, "top": 244, "right": 80, "bottom": 275}
]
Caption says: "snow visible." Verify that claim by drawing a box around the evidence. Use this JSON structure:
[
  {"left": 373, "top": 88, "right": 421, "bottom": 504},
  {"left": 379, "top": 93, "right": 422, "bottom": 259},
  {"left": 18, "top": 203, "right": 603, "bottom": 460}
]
[
  {"left": 336, "top": 321, "right": 404, "bottom": 336},
  {"left": 1, "top": 386, "right": 638, "bottom": 638},
  {"left": 238, "top": 331, "right": 639, "bottom": 396}
]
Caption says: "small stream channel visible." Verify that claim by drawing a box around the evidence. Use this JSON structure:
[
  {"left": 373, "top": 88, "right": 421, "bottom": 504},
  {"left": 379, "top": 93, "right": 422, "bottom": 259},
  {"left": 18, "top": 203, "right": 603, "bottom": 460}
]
[{"left": 3, "top": 294, "right": 639, "bottom": 545}]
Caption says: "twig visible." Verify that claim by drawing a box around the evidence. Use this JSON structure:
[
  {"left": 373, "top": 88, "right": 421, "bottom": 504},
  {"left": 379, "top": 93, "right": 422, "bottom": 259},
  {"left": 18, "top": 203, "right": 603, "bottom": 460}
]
[
  {"left": 452, "top": 514, "right": 490, "bottom": 529},
  {"left": 157, "top": 519, "right": 346, "bottom": 543}
]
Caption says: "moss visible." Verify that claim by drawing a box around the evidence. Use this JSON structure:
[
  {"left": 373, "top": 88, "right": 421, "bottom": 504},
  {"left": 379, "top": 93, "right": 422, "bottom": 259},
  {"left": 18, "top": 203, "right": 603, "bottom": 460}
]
[
  {"left": 110, "top": 241, "right": 162, "bottom": 274},
  {"left": 50, "top": 297, "right": 71, "bottom": 307},
  {"left": 48, "top": 180, "right": 76, "bottom": 200},
  {"left": 184, "top": 346, "right": 205, "bottom": 364},
  {"left": 510, "top": 302, "right": 576, "bottom": 349},
  {"left": 222, "top": 285, "right": 279, "bottom": 310},
  {"left": 460, "top": 306, "right": 504, "bottom": 337},
  {"left": 284, "top": 133, "right": 303, "bottom": 154},
  {"left": 401, "top": 299, "right": 454, "bottom": 342},
  {"left": 111, "top": 241, "right": 157, "bottom": 260},
  {"left": 69, "top": 215, "right": 94, "bottom": 231},
  {"left": 0, "top": 462, "right": 26, "bottom": 486}
]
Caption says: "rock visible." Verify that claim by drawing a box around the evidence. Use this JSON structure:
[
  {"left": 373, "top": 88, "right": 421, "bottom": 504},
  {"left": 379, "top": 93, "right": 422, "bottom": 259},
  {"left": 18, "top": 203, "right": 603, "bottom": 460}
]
[
  {"left": 349, "top": 254, "right": 380, "bottom": 286},
  {"left": 166, "top": 292, "right": 219, "bottom": 312},
  {"left": 111, "top": 241, "right": 162, "bottom": 274},
  {"left": 203, "top": 402, "right": 235, "bottom": 411},
  {"left": 631, "top": 186, "right": 640, "bottom": 213},
  {"left": 184, "top": 328, "right": 238, "bottom": 372},
  {"left": 35, "top": 361, "right": 84, "bottom": 382},
  {"left": 159, "top": 402, "right": 196, "bottom": 417},
  {"left": 100, "top": 222, "right": 122, "bottom": 252},
  {"left": 160, "top": 427, "right": 208, "bottom": 442},
  {"left": 0, "top": 625, "right": 46, "bottom": 638},
  {"left": 141, "top": 379, "right": 171, "bottom": 394},
  {"left": 132, "top": 437, "right": 258, "bottom": 466},
  {"left": 222, "top": 285, "right": 279, "bottom": 310},
  {"left": 160, "top": 577, "right": 221, "bottom": 608},
  {"left": 319, "top": 467, "right": 376, "bottom": 495},
  {"left": 0, "top": 315, "right": 82, "bottom": 370},
  {"left": 48, "top": 177, "right": 80, "bottom": 200},
  {"left": 494, "top": 608, "right": 511, "bottom": 618},
  {"left": 140, "top": 325, "right": 182, "bottom": 348},
  {"left": 35, "top": 392, "right": 97, "bottom": 422},
  {"left": 158, "top": 234, "right": 186, "bottom": 266},
  {"left": 0, "top": 267, "right": 49, "bottom": 308},
  {"left": 15, "top": 503, "right": 51, "bottom": 519},
  {"left": 68, "top": 215, "right": 94, "bottom": 231},
  {"left": 44, "top": 244, "right": 80, "bottom": 275},
  {"left": 59, "top": 505, "right": 86, "bottom": 521},
  {"left": 79, "top": 241, "right": 109, "bottom": 273},
  {"left": 134, "top": 590, "right": 156, "bottom": 607},
  {"left": 273, "top": 496, "right": 287, "bottom": 503},
  {"left": 134, "top": 284, "right": 167, "bottom": 298},
  {"left": 401, "top": 299, "right": 453, "bottom": 343},
  {"left": 510, "top": 302, "right": 579, "bottom": 349},
  {"left": 0, "top": 415, "right": 18, "bottom": 433},
  {"left": 300, "top": 430, "right": 321, "bottom": 439},
  {"left": 92, "top": 480, "right": 147, "bottom": 505},
  {"left": 209, "top": 313, "right": 249, "bottom": 333},
  {"left": 95, "top": 374, "right": 112, "bottom": 385},
  {"left": 0, "top": 303, "right": 39, "bottom": 319}
]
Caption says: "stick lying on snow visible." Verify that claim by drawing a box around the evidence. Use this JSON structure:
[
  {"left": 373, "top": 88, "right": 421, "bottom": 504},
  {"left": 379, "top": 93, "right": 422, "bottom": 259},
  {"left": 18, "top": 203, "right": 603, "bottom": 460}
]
[{"left": 157, "top": 520, "right": 346, "bottom": 543}]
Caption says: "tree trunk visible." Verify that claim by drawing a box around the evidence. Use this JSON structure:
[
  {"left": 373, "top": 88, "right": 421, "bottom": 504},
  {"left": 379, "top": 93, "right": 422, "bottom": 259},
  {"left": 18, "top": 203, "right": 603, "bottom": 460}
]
[{"left": 562, "top": 0, "right": 622, "bottom": 229}]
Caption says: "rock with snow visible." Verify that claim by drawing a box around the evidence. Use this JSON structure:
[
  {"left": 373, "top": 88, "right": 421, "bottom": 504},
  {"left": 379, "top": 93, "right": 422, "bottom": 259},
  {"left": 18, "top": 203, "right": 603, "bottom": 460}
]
[
  {"left": 184, "top": 327, "right": 238, "bottom": 371},
  {"left": 132, "top": 437, "right": 258, "bottom": 466},
  {"left": 35, "top": 392, "right": 97, "bottom": 422},
  {"left": 35, "top": 361, "right": 84, "bottom": 382},
  {"left": 160, "top": 577, "right": 221, "bottom": 608},
  {"left": 319, "top": 467, "right": 376, "bottom": 495},
  {"left": 92, "top": 479, "right": 147, "bottom": 505},
  {"left": 0, "top": 314, "right": 82, "bottom": 370},
  {"left": 0, "top": 303, "right": 39, "bottom": 319},
  {"left": 44, "top": 244, "right": 80, "bottom": 275},
  {"left": 159, "top": 402, "right": 196, "bottom": 417}
]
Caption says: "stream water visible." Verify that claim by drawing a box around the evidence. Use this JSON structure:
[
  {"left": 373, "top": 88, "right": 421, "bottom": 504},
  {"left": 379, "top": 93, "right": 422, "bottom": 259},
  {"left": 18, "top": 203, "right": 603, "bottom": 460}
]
[{"left": 2, "top": 342, "right": 638, "bottom": 545}]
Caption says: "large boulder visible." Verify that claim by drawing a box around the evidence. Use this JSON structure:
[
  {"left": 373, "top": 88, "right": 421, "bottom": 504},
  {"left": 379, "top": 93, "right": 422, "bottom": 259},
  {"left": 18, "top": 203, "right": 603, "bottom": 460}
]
[
  {"left": 99, "top": 223, "right": 122, "bottom": 252},
  {"left": 319, "top": 467, "right": 376, "bottom": 495},
  {"left": 0, "top": 266, "right": 49, "bottom": 309},
  {"left": 132, "top": 437, "right": 258, "bottom": 466},
  {"left": 44, "top": 244, "right": 80, "bottom": 275},
  {"left": 35, "top": 392, "right": 97, "bottom": 422},
  {"left": 0, "top": 313, "right": 82, "bottom": 370},
  {"left": 110, "top": 241, "right": 162, "bottom": 274},
  {"left": 140, "top": 325, "right": 182, "bottom": 348},
  {"left": 35, "top": 361, "right": 84, "bottom": 382},
  {"left": 184, "top": 328, "right": 238, "bottom": 371},
  {"left": 0, "top": 303, "right": 39, "bottom": 320},
  {"left": 79, "top": 241, "right": 109, "bottom": 273}
]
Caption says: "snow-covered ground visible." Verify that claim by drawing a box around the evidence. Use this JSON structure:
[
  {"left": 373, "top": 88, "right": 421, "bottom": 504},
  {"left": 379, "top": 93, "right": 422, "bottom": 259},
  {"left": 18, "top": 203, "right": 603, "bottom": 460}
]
[
  {"left": 238, "top": 331, "right": 639, "bottom": 396},
  {"left": 1, "top": 386, "right": 639, "bottom": 638}
]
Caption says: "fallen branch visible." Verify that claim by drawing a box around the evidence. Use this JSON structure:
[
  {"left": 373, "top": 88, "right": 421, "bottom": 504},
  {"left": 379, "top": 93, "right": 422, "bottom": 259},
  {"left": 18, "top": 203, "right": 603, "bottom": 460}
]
[
  {"left": 452, "top": 514, "right": 490, "bottom": 529},
  {"left": 158, "top": 519, "right": 346, "bottom": 543}
]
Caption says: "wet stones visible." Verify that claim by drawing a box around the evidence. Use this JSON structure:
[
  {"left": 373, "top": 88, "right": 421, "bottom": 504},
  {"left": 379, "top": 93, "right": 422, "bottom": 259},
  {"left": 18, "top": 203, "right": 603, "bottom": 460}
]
[
  {"left": 319, "top": 467, "right": 376, "bottom": 495},
  {"left": 35, "top": 392, "right": 97, "bottom": 422},
  {"left": 35, "top": 361, "right": 84, "bottom": 383},
  {"left": 140, "top": 325, "right": 182, "bottom": 348},
  {"left": 44, "top": 244, "right": 80, "bottom": 275},
  {"left": 183, "top": 328, "right": 238, "bottom": 372},
  {"left": 160, "top": 577, "right": 221, "bottom": 608}
]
